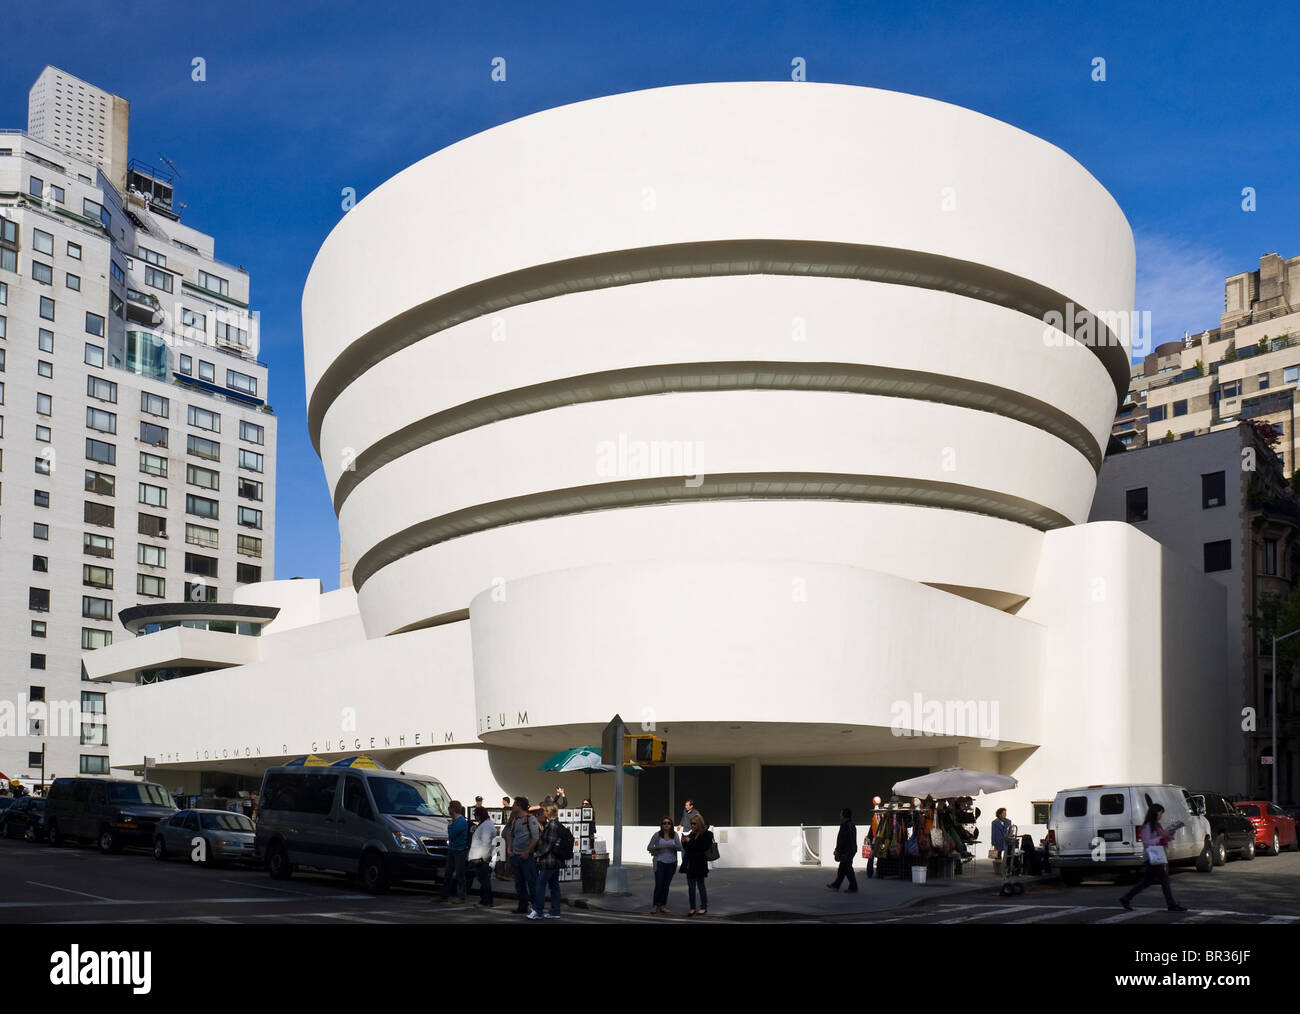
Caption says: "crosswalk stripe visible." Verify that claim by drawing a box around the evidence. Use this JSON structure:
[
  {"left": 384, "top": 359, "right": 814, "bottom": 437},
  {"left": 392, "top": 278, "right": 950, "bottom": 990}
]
[
  {"left": 1095, "top": 909, "right": 1147, "bottom": 923},
  {"left": 942, "top": 904, "right": 1034, "bottom": 923},
  {"left": 1017, "top": 905, "right": 1091, "bottom": 923},
  {"left": 1262, "top": 914, "right": 1299, "bottom": 924}
]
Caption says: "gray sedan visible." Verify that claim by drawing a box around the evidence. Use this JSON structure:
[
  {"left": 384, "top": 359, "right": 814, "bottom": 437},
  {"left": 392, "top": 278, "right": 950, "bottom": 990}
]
[{"left": 154, "top": 809, "right": 256, "bottom": 866}]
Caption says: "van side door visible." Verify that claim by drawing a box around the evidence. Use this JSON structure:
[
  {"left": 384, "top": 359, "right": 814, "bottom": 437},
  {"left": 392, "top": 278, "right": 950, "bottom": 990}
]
[
  {"left": 293, "top": 772, "right": 342, "bottom": 870},
  {"left": 80, "top": 781, "right": 104, "bottom": 839},
  {"left": 338, "top": 775, "right": 382, "bottom": 860},
  {"left": 1095, "top": 790, "right": 1133, "bottom": 860}
]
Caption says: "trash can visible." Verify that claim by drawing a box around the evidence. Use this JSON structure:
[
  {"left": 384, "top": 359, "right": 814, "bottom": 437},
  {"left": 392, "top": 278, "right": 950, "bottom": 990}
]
[
  {"left": 582, "top": 853, "right": 610, "bottom": 894},
  {"left": 911, "top": 865, "right": 928, "bottom": 885}
]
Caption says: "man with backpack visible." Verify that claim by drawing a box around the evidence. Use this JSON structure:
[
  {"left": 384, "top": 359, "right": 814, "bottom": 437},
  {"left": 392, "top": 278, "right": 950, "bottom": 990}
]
[
  {"left": 530, "top": 804, "right": 574, "bottom": 920},
  {"left": 506, "top": 796, "right": 541, "bottom": 914}
]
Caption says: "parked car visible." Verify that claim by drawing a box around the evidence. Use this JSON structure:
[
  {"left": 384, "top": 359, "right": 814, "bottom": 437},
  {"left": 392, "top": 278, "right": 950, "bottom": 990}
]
[
  {"left": 1048, "top": 783, "right": 1213, "bottom": 884},
  {"left": 254, "top": 766, "right": 452, "bottom": 893},
  {"left": 154, "top": 809, "right": 256, "bottom": 866},
  {"left": 1235, "top": 800, "right": 1299, "bottom": 856},
  {"left": 1, "top": 797, "right": 46, "bottom": 841},
  {"left": 44, "top": 777, "right": 178, "bottom": 852},
  {"left": 1191, "top": 790, "right": 1256, "bottom": 863}
]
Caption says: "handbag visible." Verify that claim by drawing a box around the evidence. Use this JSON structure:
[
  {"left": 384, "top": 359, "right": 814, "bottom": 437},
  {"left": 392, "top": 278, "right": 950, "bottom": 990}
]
[
  {"left": 705, "top": 837, "right": 720, "bottom": 862},
  {"left": 987, "top": 847, "right": 998, "bottom": 860},
  {"left": 1144, "top": 844, "right": 1167, "bottom": 865},
  {"left": 862, "top": 841, "right": 872, "bottom": 860}
]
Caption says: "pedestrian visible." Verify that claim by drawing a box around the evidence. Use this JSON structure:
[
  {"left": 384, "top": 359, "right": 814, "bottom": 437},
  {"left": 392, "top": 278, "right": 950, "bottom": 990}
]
[
  {"left": 827, "top": 807, "right": 859, "bottom": 892},
  {"left": 554, "top": 786, "right": 568, "bottom": 809},
  {"left": 505, "top": 796, "right": 541, "bottom": 914},
  {"left": 682, "top": 812, "right": 713, "bottom": 916},
  {"left": 530, "top": 804, "right": 566, "bottom": 919},
  {"left": 436, "top": 800, "right": 469, "bottom": 904},
  {"left": 678, "top": 799, "right": 701, "bottom": 835},
  {"left": 1119, "top": 803, "right": 1188, "bottom": 912},
  {"left": 466, "top": 805, "right": 495, "bottom": 907},
  {"left": 647, "top": 816, "right": 682, "bottom": 914},
  {"left": 865, "top": 796, "right": 882, "bottom": 878},
  {"left": 990, "top": 807, "right": 1012, "bottom": 875}
]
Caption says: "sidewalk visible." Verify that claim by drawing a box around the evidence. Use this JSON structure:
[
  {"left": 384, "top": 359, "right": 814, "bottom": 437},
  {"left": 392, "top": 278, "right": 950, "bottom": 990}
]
[{"left": 567, "top": 863, "right": 1008, "bottom": 919}]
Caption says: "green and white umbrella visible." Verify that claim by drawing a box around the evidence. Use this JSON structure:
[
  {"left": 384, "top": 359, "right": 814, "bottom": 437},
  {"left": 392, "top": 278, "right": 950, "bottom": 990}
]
[{"left": 537, "top": 745, "right": 641, "bottom": 800}]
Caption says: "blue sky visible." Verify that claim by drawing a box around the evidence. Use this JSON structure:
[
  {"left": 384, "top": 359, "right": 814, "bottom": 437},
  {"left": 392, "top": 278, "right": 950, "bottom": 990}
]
[{"left": 5, "top": 0, "right": 1295, "bottom": 588}]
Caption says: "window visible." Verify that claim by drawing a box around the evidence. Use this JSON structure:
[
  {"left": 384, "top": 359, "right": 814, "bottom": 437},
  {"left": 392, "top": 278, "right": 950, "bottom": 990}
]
[
  {"left": 83, "top": 198, "right": 103, "bottom": 221},
  {"left": 81, "top": 691, "right": 107, "bottom": 715},
  {"left": 34, "top": 490, "right": 50, "bottom": 508},
  {"left": 82, "top": 596, "right": 112, "bottom": 620},
  {"left": 137, "top": 574, "right": 165, "bottom": 598},
  {"left": 29, "top": 175, "right": 43, "bottom": 198},
  {"left": 85, "top": 311, "right": 105, "bottom": 337},
  {"left": 31, "top": 653, "right": 46, "bottom": 670},
  {"left": 110, "top": 260, "right": 124, "bottom": 285},
  {"left": 81, "top": 724, "right": 108, "bottom": 747},
  {"left": 84, "top": 469, "right": 115, "bottom": 496},
  {"left": 39, "top": 296, "right": 54, "bottom": 320},
  {"left": 240, "top": 420, "right": 265, "bottom": 445},
  {"left": 35, "top": 455, "right": 50, "bottom": 475},
  {"left": 1262, "top": 538, "right": 1278, "bottom": 577},
  {"left": 238, "top": 534, "right": 263, "bottom": 557},
  {"left": 238, "top": 448, "right": 263, "bottom": 472},
  {"left": 37, "top": 360, "right": 52, "bottom": 378},
  {"left": 1204, "top": 540, "right": 1232, "bottom": 573},
  {"left": 85, "top": 343, "right": 104, "bottom": 368},
  {"left": 36, "top": 392, "right": 51, "bottom": 415},
  {"left": 84, "top": 501, "right": 115, "bottom": 527},
  {"left": 137, "top": 246, "right": 166, "bottom": 267},
  {"left": 80, "top": 756, "right": 110, "bottom": 775},
  {"left": 144, "top": 265, "right": 173, "bottom": 293},
  {"left": 197, "top": 270, "right": 229, "bottom": 296},
  {"left": 27, "top": 752, "right": 43, "bottom": 769},
  {"left": 82, "top": 564, "right": 113, "bottom": 589},
  {"left": 1202, "top": 471, "right": 1226, "bottom": 509},
  {"left": 140, "top": 421, "right": 168, "bottom": 447},
  {"left": 238, "top": 477, "right": 263, "bottom": 501},
  {"left": 38, "top": 329, "right": 53, "bottom": 353},
  {"left": 140, "top": 391, "right": 168, "bottom": 416},
  {"left": 86, "top": 406, "right": 117, "bottom": 434},
  {"left": 36, "top": 424, "right": 51, "bottom": 442},
  {"left": 185, "top": 552, "right": 218, "bottom": 578},
  {"left": 237, "top": 562, "right": 262, "bottom": 584},
  {"left": 0, "top": 280, "right": 5, "bottom": 303},
  {"left": 1172, "top": 399, "right": 1188, "bottom": 417},
  {"left": 237, "top": 506, "right": 263, "bottom": 529},
  {"left": 185, "top": 581, "right": 218, "bottom": 603},
  {"left": 67, "top": 241, "right": 81, "bottom": 260},
  {"left": 32, "top": 555, "right": 47, "bottom": 572},
  {"left": 84, "top": 533, "right": 114, "bottom": 559},
  {"left": 138, "top": 513, "right": 168, "bottom": 538},
  {"left": 185, "top": 523, "right": 219, "bottom": 549},
  {"left": 138, "top": 482, "right": 167, "bottom": 507},
  {"left": 187, "top": 493, "right": 219, "bottom": 519},
  {"left": 111, "top": 293, "right": 123, "bottom": 317},
  {"left": 138, "top": 543, "right": 166, "bottom": 567},
  {"left": 33, "top": 523, "right": 49, "bottom": 541},
  {"left": 181, "top": 308, "right": 206, "bottom": 331},
  {"left": 198, "top": 360, "right": 215, "bottom": 383},
  {"left": 86, "top": 438, "right": 116, "bottom": 465},
  {"left": 226, "top": 370, "right": 257, "bottom": 396},
  {"left": 31, "top": 260, "right": 52, "bottom": 285},
  {"left": 29, "top": 587, "right": 50, "bottom": 611},
  {"left": 49, "top": 184, "right": 64, "bottom": 204},
  {"left": 1258, "top": 372, "right": 1270, "bottom": 390},
  {"left": 31, "top": 621, "right": 46, "bottom": 638},
  {"left": 66, "top": 273, "right": 80, "bottom": 292},
  {"left": 33, "top": 229, "right": 53, "bottom": 255},
  {"left": 1286, "top": 366, "right": 1299, "bottom": 384},
  {"left": 187, "top": 434, "right": 220, "bottom": 461},
  {"left": 87, "top": 376, "right": 118, "bottom": 402},
  {"left": 187, "top": 463, "right": 219, "bottom": 490},
  {"left": 187, "top": 405, "right": 220, "bottom": 432},
  {"left": 215, "top": 320, "right": 248, "bottom": 346},
  {"left": 1221, "top": 380, "right": 1241, "bottom": 399},
  {"left": 1125, "top": 487, "right": 1148, "bottom": 524},
  {"left": 0, "top": 315, "right": 4, "bottom": 339},
  {"left": 139, "top": 451, "right": 167, "bottom": 477},
  {"left": 179, "top": 354, "right": 192, "bottom": 375}
]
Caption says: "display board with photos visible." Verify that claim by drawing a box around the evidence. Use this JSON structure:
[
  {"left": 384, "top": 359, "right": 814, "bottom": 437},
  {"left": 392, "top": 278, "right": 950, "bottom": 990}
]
[{"left": 485, "top": 807, "right": 595, "bottom": 883}]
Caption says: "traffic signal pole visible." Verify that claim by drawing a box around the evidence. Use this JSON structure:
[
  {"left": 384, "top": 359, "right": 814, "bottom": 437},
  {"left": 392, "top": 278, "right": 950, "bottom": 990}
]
[{"left": 607, "top": 716, "right": 627, "bottom": 893}]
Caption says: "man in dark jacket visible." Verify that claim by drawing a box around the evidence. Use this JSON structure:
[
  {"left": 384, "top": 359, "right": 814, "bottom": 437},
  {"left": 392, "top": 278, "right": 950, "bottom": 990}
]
[{"left": 827, "top": 807, "right": 859, "bottom": 892}]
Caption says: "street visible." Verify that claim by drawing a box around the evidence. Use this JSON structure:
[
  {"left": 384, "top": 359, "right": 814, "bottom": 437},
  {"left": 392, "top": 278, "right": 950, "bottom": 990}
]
[{"left": 2, "top": 836, "right": 1298, "bottom": 925}]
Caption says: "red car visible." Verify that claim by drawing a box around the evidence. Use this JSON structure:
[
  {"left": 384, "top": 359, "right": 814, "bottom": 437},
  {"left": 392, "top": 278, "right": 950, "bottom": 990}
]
[{"left": 1236, "top": 801, "right": 1298, "bottom": 855}]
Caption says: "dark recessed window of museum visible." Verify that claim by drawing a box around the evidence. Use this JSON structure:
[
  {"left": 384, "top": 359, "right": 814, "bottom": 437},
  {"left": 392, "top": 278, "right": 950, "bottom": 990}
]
[
  {"left": 1204, "top": 540, "right": 1232, "bottom": 573},
  {"left": 1202, "top": 471, "right": 1225, "bottom": 509},
  {"left": 1125, "top": 487, "right": 1148, "bottom": 524}
]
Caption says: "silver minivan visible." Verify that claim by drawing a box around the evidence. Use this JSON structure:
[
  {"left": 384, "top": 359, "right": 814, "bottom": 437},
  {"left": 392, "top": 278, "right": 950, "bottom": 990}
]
[
  {"left": 255, "top": 766, "right": 452, "bottom": 893},
  {"left": 1048, "top": 783, "right": 1213, "bottom": 884}
]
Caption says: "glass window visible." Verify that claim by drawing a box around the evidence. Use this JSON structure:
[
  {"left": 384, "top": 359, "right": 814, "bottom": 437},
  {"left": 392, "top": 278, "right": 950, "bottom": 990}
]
[
  {"left": 238, "top": 534, "right": 263, "bottom": 557},
  {"left": 187, "top": 435, "right": 220, "bottom": 461},
  {"left": 81, "top": 691, "right": 107, "bottom": 714},
  {"left": 31, "top": 621, "right": 47, "bottom": 637},
  {"left": 181, "top": 308, "right": 206, "bottom": 331},
  {"left": 32, "top": 555, "right": 48, "bottom": 572},
  {"left": 36, "top": 392, "right": 51, "bottom": 415},
  {"left": 1221, "top": 381, "right": 1240, "bottom": 399},
  {"left": 136, "top": 574, "right": 165, "bottom": 598},
  {"left": 37, "top": 360, "right": 52, "bottom": 378},
  {"left": 138, "top": 482, "right": 167, "bottom": 507},
  {"left": 35, "top": 455, "right": 50, "bottom": 475},
  {"left": 237, "top": 562, "right": 262, "bottom": 584},
  {"left": 81, "top": 722, "right": 108, "bottom": 745},
  {"left": 66, "top": 273, "right": 80, "bottom": 292},
  {"left": 137, "top": 246, "right": 166, "bottom": 267},
  {"left": 36, "top": 424, "right": 51, "bottom": 442},
  {"left": 1204, "top": 540, "right": 1232, "bottom": 573},
  {"left": 38, "top": 329, "right": 53, "bottom": 353},
  {"left": 67, "top": 241, "right": 81, "bottom": 260},
  {"left": 1258, "top": 373, "right": 1270, "bottom": 390},
  {"left": 140, "top": 391, "right": 168, "bottom": 417},
  {"left": 85, "top": 406, "right": 117, "bottom": 434},
  {"left": 83, "top": 198, "right": 103, "bottom": 221},
  {"left": 185, "top": 581, "right": 218, "bottom": 603},
  {"left": 29, "top": 587, "right": 50, "bottom": 611},
  {"left": 84, "top": 533, "right": 114, "bottom": 559},
  {"left": 237, "top": 506, "right": 263, "bottom": 529},
  {"left": 84, "top": 343, "right": 104, "bottom": 368},
  {"left": 1202, "top": 472, "right": 1226, "bottom": 509},
  {"left": 187, "top": 405, "right": 220, "bottom": 432},
  {"left": 82, "top": 564, "right": 113, "bottom": 589},
  {"left": 1262, "top": 538, "right": 1278, "bottom": 577},
  {"left": 84, "top": 470, "right": 115, "bottom": 496},
  {"left": 32, "top": 260, "right": 52, "bottom": 285},
  {"left": 39, "top": 297, "right": 54, "bottom": 320},
  {"left": 140, "top": 421, "right": 168, "bottom": 447},
  {"left": 238, "top": 449, "right": 263, "bottom": 472},
  {"left": 81, "top": 596, "right": 112, "bottom": 620},
  {"left": 33, "top": 523, "right": 49, "bottom": 541},
  {"left": 187, "top": 463, "right": 219, "bottom": 490},
  {"left": 240, "top": 420, "right": 265, "bottom": 445},
  {"left": 85, "top": 438, "right": 116, "bottom": 465},
  {"left": 28, "top": 175, "right": 43, "bottom": 198},
  {"left": 238, "top": 477, "right": 263, "bottom": 501},
  {"left": 1172, "top": 399, "right": 1188, "bottom": 416},
  {"left": 1063, "top": 796, "right": 1088, "bottom": 817},
  {"left": 110, "top": 260, "right": 124, "bottom": 285},
  {"left": 80, "top": 756, "right": 110, "bottom": 775},
  {"left": 33, "top": 229, "right": 53, "bottom": 255},
  {"left": 187, "top": 494, "right": 219, "bottom": 519},
  {"left": 198, "top": 360, "right": 215, "bottom": 383},
  {"left": 83, "top": 501, "right": 114, "bottom": 527},
  {"left": 184, "top": 552, "right": 218, "bottom": 578},
  {"left": 226, "top": 370, "right": 257, "bottom": 396},
  {"left": 85, "top": 312, "right": 105, "bottom": 337},
  {"left": 87, "top": 376, "right": 117, "bottom": 403},
  {"left": 197, "top": 270, "right": 229, "bottom": 296},
  {"left": 144, "top": 265, "right": 173, "bottom": 293},
  {"left": 138, "top": 543, "right": 166, "bottom": 567},
  {"left": 138, "top": 513, "right": 168, "bottom": 538},
  {"left": 139, "top": 451, "right": 167, "bottom": 477},
  {"left": 1286, "top": 366, "right": 1299, "bottom": 384},
  {"left": 34, "top": 489, "right": 50, "bottom": 508},
  {"left": 179, "top": 354, "right": 192, "bottom": 375},
  {"left": 185, "top": 523, "right": 219, "bottom": 549}
]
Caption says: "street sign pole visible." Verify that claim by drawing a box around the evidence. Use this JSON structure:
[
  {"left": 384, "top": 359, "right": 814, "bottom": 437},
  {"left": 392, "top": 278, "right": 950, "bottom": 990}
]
[{"left": 603, "top": 714, "right": 628, "bottom": 893}]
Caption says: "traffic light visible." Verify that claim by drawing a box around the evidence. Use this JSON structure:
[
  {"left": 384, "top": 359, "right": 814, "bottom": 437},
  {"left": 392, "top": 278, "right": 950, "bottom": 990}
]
[{"left": 624, "top": 733, "right": 668, "bottom": 765}]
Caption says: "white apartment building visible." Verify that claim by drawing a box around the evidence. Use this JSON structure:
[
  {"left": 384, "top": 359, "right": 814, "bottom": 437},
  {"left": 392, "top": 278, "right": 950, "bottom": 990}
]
[
  {"left": 27, "top": 67, "right": 129, "bottom": 193},
  {"left": 0, "top": 70, "right": 276, "bottom": 789}
]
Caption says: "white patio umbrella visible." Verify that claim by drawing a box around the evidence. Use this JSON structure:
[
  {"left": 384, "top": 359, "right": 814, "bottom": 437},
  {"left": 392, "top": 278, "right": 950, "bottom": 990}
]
[{"left": 892, "top": 767, "right": 1017, "bottom": 799}]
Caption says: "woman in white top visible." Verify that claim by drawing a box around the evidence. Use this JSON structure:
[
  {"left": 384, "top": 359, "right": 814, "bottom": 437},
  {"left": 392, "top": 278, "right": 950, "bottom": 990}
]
[
  {"left": 647, "top": 817, "right": 683, "bottom": 914},
  {"left": 467, "top": 806, "right": 497, "bottom": 907}
]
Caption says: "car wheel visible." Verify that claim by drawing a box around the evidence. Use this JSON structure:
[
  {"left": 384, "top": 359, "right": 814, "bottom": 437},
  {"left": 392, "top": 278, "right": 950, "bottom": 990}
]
[
  {"left": 1195, "top": 841, "right": 1213, "bottom": 872},
  {"left": 359, "top": 852, "right": 390, "bottom": 894},
  {"left": 25, "top": 824, "right": 38, "bottom": 843},
  {"left": 1239, "top": 838, "right": 1255, "bottom": 861},
  {"left": 98, "top": 827, "right": 120, "bottom": 854},
  {"left": 1212, "top": 835, "right": 1227, "bottom": 866},
  {"left": 46, "top": 821, "right": 61, "bottom": 847},
  {"left": 266, "top": 841, "right": 292, "bottom": 880},
  {"left": 1270, "top": 831, "right": 1281, "bottom": 857},
  {"left": 153, "top": 837, "right": 167, "bottom": 861}
]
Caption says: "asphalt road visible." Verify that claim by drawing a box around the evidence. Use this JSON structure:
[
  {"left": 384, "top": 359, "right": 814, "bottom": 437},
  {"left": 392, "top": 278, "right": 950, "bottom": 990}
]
[{"left": 1, "top": 835, "right": 1298, "bottom": 925}]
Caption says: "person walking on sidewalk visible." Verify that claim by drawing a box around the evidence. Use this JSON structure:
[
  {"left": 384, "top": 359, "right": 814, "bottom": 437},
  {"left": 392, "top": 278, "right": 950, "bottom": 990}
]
[
  {"left": 436, "top": 801, "right": 469, "bottom": 903},
  {"left": 466, "top": 804, "right": 495, "bottom": 907},
  {"left": 530, "top": 804, "right": 566, "bottom": 919},
  {"left": 682, "top": 812, "right": 714, "bottom": 915},
  {"left": 865, "top": 796, "right": 882, "bottom": 878},
  {"left": 827, "top": 807, "right": 859, "bottom": 892},
  {"left": 647, "top": 817, "right": 683, "bottom": 913},
  {"left": 505, "top": 796, "right": 540, "bottom": 914},
  {"left": 678, "top": 799, "right": 701, "bottom": 835},
  {"left": 1119, "top": 803, "right": 1189, "bottom": 912}
]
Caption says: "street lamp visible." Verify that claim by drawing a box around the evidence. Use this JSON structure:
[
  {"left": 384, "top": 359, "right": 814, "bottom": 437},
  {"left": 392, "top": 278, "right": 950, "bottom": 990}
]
[{"left": 1270, "top": 628, "right": 1300, "bottom": 805}]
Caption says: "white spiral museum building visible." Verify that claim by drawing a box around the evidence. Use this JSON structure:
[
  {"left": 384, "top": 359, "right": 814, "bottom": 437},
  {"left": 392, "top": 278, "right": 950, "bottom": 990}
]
[{"left": 93, "top": 83, "right": 1231, "bottom": 859}]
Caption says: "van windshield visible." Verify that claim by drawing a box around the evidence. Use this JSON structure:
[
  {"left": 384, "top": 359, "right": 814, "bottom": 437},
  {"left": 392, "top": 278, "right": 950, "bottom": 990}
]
[
  {"left": 109, "top": 783, "right": 173, "bottom": 807},
  {"left": 369, "top": 778, "right": 450, "bottom": 817}
]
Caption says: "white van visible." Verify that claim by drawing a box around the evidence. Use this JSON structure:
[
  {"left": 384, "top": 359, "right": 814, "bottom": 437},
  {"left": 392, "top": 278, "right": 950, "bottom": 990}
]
[{"left": 1048, "top": 784, "right": 1213, "bottom": 884}]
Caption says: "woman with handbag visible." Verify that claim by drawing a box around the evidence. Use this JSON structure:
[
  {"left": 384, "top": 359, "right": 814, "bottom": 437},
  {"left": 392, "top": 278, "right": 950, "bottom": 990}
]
[
  {"left": 1119, "top": 803, "right": 1188, "bottom": 912},
  {"left": 682, "top": 812, "right": 715, "bottom": 915},
  {"left": 647, "top": 817, "right": 683, "bottom": 914}
]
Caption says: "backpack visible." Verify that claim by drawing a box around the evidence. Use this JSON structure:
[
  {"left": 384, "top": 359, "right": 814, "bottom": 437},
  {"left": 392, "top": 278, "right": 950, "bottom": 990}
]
[{"left": 553, "top": 822, "right": 575, "bottom": 862}]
